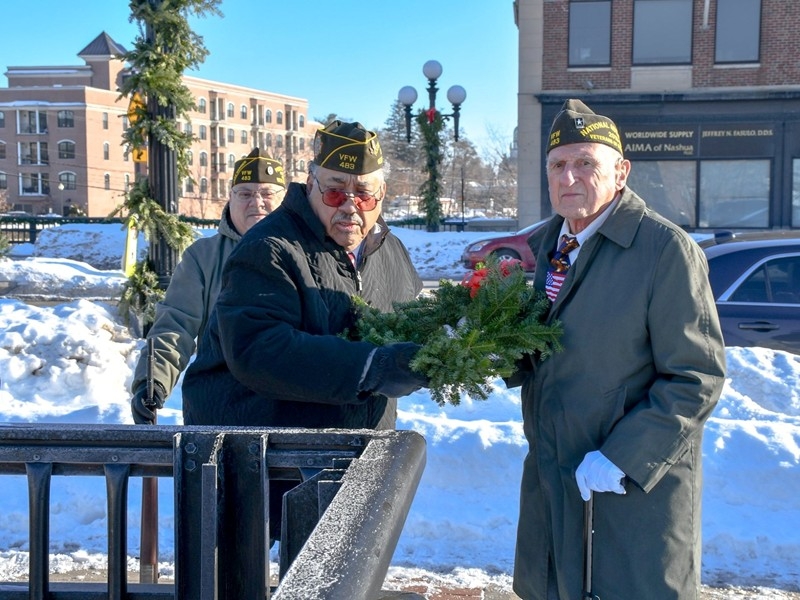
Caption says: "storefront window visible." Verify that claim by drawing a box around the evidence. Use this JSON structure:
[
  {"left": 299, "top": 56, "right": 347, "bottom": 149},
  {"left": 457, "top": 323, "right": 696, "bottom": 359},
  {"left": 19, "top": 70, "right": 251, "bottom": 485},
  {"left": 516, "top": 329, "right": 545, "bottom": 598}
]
[
  {"left": 627, "top": 160, "right": 696, "bottom": 228},
  {"left": 792, "top": 159, "right": 800, "bottom": 227},
  {"left": 699, "top": 160, "right": 769, "bottom": 228}
]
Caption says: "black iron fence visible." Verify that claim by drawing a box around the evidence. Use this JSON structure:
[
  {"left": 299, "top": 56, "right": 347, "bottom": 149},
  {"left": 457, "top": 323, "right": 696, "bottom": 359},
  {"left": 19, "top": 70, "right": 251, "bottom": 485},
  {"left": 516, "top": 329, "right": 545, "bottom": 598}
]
[
  {"left": 0, "top": 216, "right": 219, "bottom": 245},
  {"left": 0, "top": 424, "right": 426, "bottom": 600}
]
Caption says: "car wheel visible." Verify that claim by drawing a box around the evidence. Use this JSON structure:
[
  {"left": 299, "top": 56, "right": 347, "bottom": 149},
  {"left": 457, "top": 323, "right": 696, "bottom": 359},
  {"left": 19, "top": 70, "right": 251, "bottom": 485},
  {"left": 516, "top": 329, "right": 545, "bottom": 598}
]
[{"left": 491, "top": 249, "right": 521, "bottom": 263}]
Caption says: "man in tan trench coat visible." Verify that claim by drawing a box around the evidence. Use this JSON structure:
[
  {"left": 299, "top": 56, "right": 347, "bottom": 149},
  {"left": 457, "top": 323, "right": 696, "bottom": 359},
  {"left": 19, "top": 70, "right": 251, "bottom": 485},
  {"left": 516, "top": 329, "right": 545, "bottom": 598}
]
[{"left": 510, "top": 99, "right": 726, "bottom": 599}]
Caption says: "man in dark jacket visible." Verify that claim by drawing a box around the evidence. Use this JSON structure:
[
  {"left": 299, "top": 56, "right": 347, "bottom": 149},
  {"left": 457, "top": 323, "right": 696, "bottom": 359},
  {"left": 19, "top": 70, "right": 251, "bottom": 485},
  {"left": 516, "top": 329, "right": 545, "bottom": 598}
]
[
  {"left": 182, "top": 121, "right": 426, "bottom": 429},
  {"left": 130, "top": 149, "right": 286, "bottom": 424},
  {"left": 511, "top": 100, "right": 726, "bottom": 599}
]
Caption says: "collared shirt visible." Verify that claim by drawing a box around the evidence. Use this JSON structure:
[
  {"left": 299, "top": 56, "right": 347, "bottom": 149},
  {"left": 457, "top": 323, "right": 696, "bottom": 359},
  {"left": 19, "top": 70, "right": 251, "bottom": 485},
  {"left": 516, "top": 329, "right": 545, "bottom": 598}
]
[{"left": 555, "top": 194, "right": 620, "bottom": 263}]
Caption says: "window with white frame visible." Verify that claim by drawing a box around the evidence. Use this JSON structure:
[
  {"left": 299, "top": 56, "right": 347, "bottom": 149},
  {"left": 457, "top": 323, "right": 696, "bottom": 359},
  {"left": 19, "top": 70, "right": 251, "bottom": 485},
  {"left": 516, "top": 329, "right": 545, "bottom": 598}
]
[
  {"left": 104, "top": 173, "right": 111, "bottom": 190},
  {"left": 58, "top": 172, "right": 76, "bottom": 191},
  {"left": 58, "top": 141, "right": 76, "bottom": 159},
  {"left": 198, "top": 98, "right": 207, "bottom": 114},
  {"left": 57, "top": 110, "right": 75, "bottom": 128},
  {"left": 240, "top": 105, "right": 248, "bottom": 119}
]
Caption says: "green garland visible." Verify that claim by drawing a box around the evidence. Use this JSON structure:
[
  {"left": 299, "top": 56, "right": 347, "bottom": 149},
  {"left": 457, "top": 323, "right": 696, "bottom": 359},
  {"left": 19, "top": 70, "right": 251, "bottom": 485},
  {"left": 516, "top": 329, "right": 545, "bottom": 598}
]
[
  {"left": 350, "top": 258, "right": 563, "bottom": 406},
  {"left": 114, "top": 0, "right": 221, "bottom": 328}
]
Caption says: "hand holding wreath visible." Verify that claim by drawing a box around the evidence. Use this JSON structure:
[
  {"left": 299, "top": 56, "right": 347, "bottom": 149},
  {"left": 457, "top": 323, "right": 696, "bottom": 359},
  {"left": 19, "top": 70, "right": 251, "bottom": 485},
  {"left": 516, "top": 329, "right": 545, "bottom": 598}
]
[{"left": 349, "top": 258, "right": 562, "bottom": 406}]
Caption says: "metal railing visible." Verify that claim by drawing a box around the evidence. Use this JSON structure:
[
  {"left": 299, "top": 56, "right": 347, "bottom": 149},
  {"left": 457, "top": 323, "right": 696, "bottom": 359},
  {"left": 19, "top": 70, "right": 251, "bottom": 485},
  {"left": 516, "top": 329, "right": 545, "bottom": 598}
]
[
  {"left": 0, "top": 216, "right": 219, "bottom": 245},
  {"left": 0, "top": 424, "right": 426, "bottom": 600}
]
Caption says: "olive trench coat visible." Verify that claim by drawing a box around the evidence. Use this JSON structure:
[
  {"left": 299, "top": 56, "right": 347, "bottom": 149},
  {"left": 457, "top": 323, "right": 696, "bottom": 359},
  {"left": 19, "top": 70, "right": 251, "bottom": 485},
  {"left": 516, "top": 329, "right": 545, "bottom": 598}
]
[{"left": 512, "top": 188, "right": 726, "bottom": 600}]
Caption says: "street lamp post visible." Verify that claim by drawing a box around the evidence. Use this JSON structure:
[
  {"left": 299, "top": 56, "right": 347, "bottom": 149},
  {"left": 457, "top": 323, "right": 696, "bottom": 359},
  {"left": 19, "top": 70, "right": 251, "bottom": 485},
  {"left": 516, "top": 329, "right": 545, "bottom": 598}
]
[{"left": 398, "top": 60, "right": 466, "bottom": 232}]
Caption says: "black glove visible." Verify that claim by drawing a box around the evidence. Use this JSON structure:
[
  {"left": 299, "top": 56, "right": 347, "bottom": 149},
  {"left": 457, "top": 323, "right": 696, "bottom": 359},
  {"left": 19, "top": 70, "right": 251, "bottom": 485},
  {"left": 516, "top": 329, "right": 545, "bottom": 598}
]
[
  {"left": 359, "top": 343, "right": 430, "bottom": 398},
  {"left": 131, "top": 382, "right": 166, "bottom": 425}
]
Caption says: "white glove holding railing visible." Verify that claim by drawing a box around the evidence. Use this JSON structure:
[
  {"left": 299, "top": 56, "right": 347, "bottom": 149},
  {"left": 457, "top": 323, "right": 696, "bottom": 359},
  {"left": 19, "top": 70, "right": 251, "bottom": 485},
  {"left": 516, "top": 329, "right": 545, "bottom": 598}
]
[{"left": 575, "top": 450, "right": 627, "bottom": 501}]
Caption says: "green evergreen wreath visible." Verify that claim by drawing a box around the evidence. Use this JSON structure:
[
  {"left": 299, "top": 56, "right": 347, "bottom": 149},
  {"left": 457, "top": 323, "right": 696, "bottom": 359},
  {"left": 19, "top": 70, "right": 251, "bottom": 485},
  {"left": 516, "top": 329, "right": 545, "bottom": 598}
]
[{"left": 350, "top": 258, "right": 562, "bottom": 406}]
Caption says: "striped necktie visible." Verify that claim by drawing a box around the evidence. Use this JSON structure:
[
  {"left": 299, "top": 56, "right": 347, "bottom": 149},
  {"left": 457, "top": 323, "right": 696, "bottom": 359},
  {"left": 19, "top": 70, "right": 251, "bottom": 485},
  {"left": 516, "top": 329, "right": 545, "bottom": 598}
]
[{"left": 545, "top": 234, "right": 579, "bottom": 301}]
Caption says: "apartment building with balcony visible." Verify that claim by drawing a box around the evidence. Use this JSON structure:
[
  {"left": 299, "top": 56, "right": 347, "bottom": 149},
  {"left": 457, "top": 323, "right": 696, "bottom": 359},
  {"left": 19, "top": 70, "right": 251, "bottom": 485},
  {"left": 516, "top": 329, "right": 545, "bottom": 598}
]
[
  {"left": 515, "top": 0, "right": 800, "bottom": 231},
  {"left": 0, "top": 32, "right": 316, "bottom": 219}
]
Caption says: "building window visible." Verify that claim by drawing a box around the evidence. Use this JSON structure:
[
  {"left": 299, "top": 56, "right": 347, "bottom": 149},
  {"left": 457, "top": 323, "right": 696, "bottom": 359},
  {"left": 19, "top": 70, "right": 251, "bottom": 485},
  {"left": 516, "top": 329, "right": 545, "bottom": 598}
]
[
  {"left": 187, "top": 150, "right": 194, "bottom": 166},
  {"left": 627, "top": 161, "right": 696, "bottom": 227},
  {"left": 198, "top": 98, "right": 207, "bottom": 114},
  {"left": 122, "top": 116, "right": 129, "bottom": 130},
  {"left": 227, "top": 128, "right": 235, "bottom": 143},
  {"left": 265, "top": 133, "right": 272, "bottom": 147},
  {"left": 200, "top": 125, "right": 207, "bottom": 140},
  {"left": 227, "top": 103, "right": 235, "bottom": 118},
  {"left": 228, "top": 153, "right": 236, "bottom": 169},
  {"left": 699, "top": 160, "right": 770, "bottom": 228},
  {"left": 58, "top": 141, "right": 76, "bottom": 159},
  {"left": 0, "top": 142, "right": 5, "bottom": 160},
  {"left": 241, "top": 130, "right": 248, "bottom": 144},
  {"left": 276, "top": 135, "right": 283, "bottom": 149},
  {"left": 18, "top": 141, "right": 48, "bottom": 165},
  {"left": 633, "top": 0, "right": 692, "bottom": 65},
  {"left": 0, "top": 172, "right": 6, "bottom": 189},
  {"left": 200, "top": 151, "right": 208, "bottom": 167},
  {"left": 102, "top": 112, "right": 109, "bottom": 130},
  {"left": 0, "top": 111, "right": 4, "bottom": 128},
  {"left": 18, "top": 110, "right": 47, "bottom": 134},
  {"left": 792, "top": 159, "right": 800, "bottom": 227},
  {"left": 184, "top": 122, "right": 192, "bottom": 135},
  {"left": 277, "top": 111, "right": 284, "bottom": 125},
  {"left": 104, "top": 173, "right": 111, "bottom": 190},
  {"left": 123, "top": 148, "right": 129, "bottom": 162},
  {"left": 299, "top": 115, "right": 305, "bottom": 128},
  {"left": 57, "top": 110, "right": 75, "bottom": 128},
  {"left": 59, "top": 172, "right": 76, "bottom": 191},
  {"left": 124, "top": 174, "right": 131, "bottom": 192},
  {"left": 298, "top": 160, "right": 305, "bottom": 172},
  {"left": 103, "top": 142, "right": 110, "bottom": 160},
  {"left": 200, "top": 177, "right": 208, "bottom": 194},
  {"left": 185, "top": 177, "right": 194, "bottom": 193},
  {"left": 240, "top": 105, "right": 248, "bottom": 119},
  {"left": 569, "top": 1, "right": 611, "bottom": 67},
  {"left": 299, "top": 138, "right": 305, "bottom": 152},
  {"left": 266, "top": 110, "right": 272, "bottom": 124},
  {"left": 715, "top": 0, "right": 761, "bottom": 63}
]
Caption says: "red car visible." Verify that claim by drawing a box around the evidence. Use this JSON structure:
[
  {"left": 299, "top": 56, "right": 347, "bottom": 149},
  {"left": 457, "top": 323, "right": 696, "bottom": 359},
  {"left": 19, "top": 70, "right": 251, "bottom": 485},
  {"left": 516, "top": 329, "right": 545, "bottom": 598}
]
[{"left": 461, "top": 220, "right": 547, "bottom": 272}]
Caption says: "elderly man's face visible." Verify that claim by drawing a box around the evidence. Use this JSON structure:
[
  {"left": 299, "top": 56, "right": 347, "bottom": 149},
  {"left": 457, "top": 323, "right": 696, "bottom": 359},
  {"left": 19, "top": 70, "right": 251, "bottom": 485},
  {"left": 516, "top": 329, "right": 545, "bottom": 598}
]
[
  {"left": 228, "top": 183, "right": 286, "bottom": 234},
  {"left": 307, "top": 166, "right": 386, "bottom": 251},
  {"left": 546, "top": 142, "right": 630, "bottom": 232}
]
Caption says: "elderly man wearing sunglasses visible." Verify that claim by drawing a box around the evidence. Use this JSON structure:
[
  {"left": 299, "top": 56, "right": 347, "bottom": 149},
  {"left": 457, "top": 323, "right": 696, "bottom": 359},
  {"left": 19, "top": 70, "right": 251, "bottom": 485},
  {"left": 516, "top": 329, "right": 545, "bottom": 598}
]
[{"left": 183, "top": 119, "right": 426, "bottom": 429}]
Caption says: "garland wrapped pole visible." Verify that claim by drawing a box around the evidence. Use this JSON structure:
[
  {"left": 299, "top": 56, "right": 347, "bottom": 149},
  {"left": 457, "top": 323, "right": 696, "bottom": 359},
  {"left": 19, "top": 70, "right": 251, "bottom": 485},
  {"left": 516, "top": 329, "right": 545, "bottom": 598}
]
[{"left": 397, "top": 60, "right": 466, "bottom": 233}]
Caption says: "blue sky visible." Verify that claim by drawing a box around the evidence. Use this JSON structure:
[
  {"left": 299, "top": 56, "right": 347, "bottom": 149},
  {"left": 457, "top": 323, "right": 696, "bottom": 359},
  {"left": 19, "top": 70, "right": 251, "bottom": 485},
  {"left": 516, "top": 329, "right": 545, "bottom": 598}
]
[{"left": 2, "top": 1, "right": 519, "bottom": 155}]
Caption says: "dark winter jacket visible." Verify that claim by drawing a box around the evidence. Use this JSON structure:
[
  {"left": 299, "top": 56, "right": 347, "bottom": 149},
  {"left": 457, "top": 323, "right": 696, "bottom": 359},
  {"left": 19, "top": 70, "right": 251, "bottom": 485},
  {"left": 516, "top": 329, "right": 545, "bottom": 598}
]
[
  {"left": 513, "top": 188, "right": 726, "bottom": 600},
  {"left": 131, "top": 205, "right": 241, "bottom": 396},
  {"left": 182, "top": 182, "right": 422, "bottom": 429}
]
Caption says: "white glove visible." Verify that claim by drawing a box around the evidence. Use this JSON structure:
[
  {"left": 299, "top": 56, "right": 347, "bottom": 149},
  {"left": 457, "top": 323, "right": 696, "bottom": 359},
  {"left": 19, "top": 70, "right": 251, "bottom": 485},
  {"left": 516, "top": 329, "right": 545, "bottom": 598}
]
[{"left": 575, "top": 450, "right": 627, "bottom": 501}]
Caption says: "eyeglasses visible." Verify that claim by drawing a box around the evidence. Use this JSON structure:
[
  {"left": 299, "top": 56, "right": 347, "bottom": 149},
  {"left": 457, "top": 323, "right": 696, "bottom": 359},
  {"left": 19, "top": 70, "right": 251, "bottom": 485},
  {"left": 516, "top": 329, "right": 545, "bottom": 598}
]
[
  {"left": 233, "top": 188, "right": 280, "bottom": 202},
  {"left": 311, "top": 174, "right": 381, "bottom": 211}
]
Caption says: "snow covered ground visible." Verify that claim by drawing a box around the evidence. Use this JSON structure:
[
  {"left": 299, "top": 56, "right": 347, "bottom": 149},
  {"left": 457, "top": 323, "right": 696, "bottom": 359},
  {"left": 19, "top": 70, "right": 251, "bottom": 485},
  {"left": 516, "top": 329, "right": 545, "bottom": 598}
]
[{"left": 0, "top": 223, "right": 798, "bottom": 596}]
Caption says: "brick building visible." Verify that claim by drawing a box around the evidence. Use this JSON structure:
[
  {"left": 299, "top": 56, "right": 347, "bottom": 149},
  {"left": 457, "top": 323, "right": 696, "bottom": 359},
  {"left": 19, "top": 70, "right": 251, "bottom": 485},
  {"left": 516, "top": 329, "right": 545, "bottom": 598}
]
[
  {"left": 0, "top": 32, "right": 316, "bottom": 219},
  {"left": 515, "top": 0, "right": 800, "bottom": 230}
]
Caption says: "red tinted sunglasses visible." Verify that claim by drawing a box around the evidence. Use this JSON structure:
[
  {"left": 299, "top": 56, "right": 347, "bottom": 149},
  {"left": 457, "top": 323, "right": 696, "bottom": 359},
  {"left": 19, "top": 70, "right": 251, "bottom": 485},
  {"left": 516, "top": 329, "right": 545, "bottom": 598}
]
[{"left": 311, "top": 174, "right": 381, "bottom": 211}]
